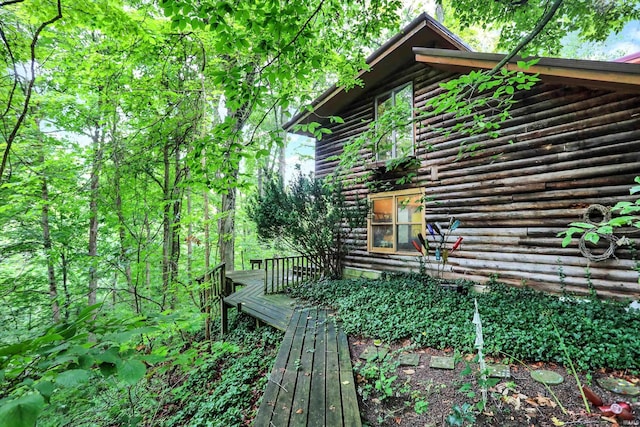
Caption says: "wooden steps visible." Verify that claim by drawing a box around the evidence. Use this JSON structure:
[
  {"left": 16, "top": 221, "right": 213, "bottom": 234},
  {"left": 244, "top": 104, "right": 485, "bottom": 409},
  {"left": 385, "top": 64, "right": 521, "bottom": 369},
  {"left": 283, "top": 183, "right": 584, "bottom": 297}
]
[{"left": 254, "top": 308, "right": 361, "bottom": 427}]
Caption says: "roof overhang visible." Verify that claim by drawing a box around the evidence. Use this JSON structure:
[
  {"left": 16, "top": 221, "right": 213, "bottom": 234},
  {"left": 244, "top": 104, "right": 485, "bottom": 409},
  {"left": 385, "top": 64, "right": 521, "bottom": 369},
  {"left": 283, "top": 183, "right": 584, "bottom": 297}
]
[
  {"left": 414, "top": 48, "right": 640, "bottom": 93},
  {"left": 285, "top": 13, "right": 471, "bottom": 135}
]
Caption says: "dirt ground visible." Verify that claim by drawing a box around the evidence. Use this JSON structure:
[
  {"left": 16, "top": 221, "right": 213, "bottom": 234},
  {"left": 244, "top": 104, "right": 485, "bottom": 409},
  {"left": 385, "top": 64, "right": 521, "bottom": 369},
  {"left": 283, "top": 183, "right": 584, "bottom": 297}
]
[{"left": 349, "top": 337, "right": 640, "bottom": 427}]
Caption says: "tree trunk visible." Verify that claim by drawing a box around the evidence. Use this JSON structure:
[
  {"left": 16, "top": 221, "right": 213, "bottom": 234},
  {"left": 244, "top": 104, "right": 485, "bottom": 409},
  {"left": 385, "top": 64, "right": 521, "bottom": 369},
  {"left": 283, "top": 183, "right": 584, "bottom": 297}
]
[
  {"left": 161, "top": 139, "right": 172, "bottom": 309},
  {"left": 112, "top": 144, "right": 136, "bottom": 312},
  {"left": 88, "top": 131, "right": 103, "bottom": 307},
  {"left": 61, "top": 250, "right": 70, "bottom": 321},
  {"left": 40, "top": 159, "right": 59, "bottom": 322},
  {"left": 170, "top": 141, "right": 183, "bottom": 309},
  {"left": 218, "top": 185, "right": 236, "bottom": 270}
]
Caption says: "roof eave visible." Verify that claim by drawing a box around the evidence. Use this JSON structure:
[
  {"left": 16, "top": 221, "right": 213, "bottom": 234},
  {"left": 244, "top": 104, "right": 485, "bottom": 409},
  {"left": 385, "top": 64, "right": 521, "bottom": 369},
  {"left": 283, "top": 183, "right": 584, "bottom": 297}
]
[
  {"left": 285, "top": 14, "right": 470, "bottom": 135},
  {"left": 414, "top": 48, "right": 640, "bottom": 93}
]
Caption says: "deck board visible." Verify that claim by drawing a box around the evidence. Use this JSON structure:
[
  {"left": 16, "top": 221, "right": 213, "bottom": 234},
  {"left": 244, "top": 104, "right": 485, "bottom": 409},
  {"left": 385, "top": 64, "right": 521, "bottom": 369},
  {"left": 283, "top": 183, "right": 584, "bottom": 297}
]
[
  {"left": 255, "top": 308, "right": 362, "bottom": 427},
  {"left": 223, "top": 270, "right": 361, "bottom": 426},
  {"left": 224, "top": 270, "right": 295, "bottom": 331}
]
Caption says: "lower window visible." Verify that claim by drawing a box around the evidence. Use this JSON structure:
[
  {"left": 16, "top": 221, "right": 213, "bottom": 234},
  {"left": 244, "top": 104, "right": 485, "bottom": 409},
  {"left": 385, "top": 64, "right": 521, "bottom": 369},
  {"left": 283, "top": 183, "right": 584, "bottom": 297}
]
[{"left": 368, "top": 189, "right": 425, "bottom": 253}]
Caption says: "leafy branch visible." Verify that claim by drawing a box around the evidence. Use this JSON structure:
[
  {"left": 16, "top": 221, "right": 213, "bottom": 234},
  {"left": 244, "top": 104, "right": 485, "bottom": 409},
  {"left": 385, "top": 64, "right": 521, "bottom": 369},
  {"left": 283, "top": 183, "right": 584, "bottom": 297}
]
[{"left": 0, "top": 0, "right": 63, "bottom": 184}]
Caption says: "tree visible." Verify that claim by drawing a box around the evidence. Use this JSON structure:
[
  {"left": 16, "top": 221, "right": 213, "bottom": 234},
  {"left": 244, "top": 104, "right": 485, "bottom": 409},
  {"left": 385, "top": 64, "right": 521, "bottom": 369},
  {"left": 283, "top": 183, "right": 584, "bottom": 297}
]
[
  {"left": 248, "top": 172, "right": 368, "bottom": 278},
  {"left": 162, "top": 0, "right": 404, "bottom": 270},
  {"left": 448, "top": 0, "right": 640, "bottom": 56},
  {"left": 0, "top": 0, "right": 62, "bottom": 183}
]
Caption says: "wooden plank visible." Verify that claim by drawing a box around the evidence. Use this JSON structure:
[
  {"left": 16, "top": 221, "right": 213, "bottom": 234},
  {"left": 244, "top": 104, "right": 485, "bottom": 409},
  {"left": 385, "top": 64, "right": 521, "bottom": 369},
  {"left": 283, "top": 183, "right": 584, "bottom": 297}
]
[
  {"left": 307, "top": 309, "right": 327, "bottom": 427},
  {"left": 254, "top": 309, "right": 303, "bottom": 426},
  {"left": 337, "top": 326, "right": 362, "bottom": 427},
  {"left": 289, "top": 308, "right": 318, "bottom": 427},
  {"left": 269, "top": 310, "right": 309, "bottom": 426},
  {"left": 324, "top": 314, "right": 344, "bottom": 426}
]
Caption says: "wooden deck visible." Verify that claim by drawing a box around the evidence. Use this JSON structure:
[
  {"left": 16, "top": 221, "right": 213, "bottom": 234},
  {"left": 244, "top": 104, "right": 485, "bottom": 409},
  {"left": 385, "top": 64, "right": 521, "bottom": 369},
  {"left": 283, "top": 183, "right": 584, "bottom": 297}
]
[
  {"left": 254, "top": 308, "right": 361, "bottom": 427},
  {"left": 224, "top": 270, "right": 296, "bottom": 331},
  {"left": 222, "top": 270, "right": 361, "bottom": 426}
]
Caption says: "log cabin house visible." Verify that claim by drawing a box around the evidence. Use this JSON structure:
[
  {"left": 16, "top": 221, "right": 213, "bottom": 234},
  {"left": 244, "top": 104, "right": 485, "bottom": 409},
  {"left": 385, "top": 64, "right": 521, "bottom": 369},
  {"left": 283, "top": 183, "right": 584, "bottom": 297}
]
[{"left": 285, "top": 13, "right": 640, "bottom": 300}]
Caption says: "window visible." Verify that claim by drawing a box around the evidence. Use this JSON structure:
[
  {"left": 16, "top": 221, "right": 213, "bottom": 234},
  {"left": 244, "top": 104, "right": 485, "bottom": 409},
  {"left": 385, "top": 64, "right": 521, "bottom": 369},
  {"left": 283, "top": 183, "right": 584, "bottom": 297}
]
[
  {"left": 368, "top": 189, "right": 425, "bottom": 253},
  {"left": 375, "top": 83, "right": 414, "bottom": 161}
]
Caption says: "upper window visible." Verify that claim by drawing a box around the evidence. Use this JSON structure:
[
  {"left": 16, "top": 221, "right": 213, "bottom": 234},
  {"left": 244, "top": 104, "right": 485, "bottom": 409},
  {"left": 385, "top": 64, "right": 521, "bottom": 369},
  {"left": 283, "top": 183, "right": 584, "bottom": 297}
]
[
  {"left": 368, "top": 189, "right": 424, "bottom": 254},
  {"left": 374, "top": 83, "right": 414, "bottom": 161}
]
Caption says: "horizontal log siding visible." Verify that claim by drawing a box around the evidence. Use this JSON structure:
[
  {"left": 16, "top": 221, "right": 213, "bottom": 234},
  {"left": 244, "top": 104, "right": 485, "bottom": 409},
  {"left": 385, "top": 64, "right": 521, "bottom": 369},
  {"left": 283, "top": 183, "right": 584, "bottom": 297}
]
[{"left": 316, "top": 62, "right": 640, "bottom": 299}]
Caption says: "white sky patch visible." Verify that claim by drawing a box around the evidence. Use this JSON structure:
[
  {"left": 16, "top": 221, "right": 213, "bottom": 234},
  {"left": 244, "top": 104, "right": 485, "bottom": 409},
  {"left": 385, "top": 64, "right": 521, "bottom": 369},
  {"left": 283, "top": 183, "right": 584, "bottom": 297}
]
[{"left": 284, "top": 132, "right": 315, "bottom": 183}]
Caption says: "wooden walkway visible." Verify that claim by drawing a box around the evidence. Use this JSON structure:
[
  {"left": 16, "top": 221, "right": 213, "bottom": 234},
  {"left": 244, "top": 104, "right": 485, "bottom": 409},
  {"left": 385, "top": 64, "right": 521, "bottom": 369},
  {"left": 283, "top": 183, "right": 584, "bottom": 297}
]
[
  {"left": 222, "top": 271, "right": 361, "bottom": 426},
  {"left": 224, "top": 270, "right": 295, "bottom": 331},
  {"left": 254, "top": 308, "right": 361, "bottom": 427}
]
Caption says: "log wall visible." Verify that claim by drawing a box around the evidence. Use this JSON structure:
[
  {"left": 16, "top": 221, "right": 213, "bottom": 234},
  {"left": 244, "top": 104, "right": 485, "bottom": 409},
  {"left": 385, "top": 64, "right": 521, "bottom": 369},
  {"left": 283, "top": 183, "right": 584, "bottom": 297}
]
[{"left": 315, "top": 62, "right": 640, "bottom": 299}]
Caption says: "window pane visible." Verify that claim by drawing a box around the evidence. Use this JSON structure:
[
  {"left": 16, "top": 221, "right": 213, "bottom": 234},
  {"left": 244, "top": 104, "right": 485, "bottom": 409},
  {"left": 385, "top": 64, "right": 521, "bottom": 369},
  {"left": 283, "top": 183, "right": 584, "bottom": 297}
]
[
  {"left": 397, "top": 196, "right": 422, "bottom": 223},
  {"left": 397, "top": 224, "right": 423, "bottom": 252},
  {"left": 394, "top": 84, "right": 414, "bottom": 157},
  {"left": 372, "top": 225, "right": 394, "bottom": 248},
  {"left": 372, "top": 198, "right": 392, "bottom": 223},
  {"left": 376, "top": 93, "right": 393, "bottom": 161}
]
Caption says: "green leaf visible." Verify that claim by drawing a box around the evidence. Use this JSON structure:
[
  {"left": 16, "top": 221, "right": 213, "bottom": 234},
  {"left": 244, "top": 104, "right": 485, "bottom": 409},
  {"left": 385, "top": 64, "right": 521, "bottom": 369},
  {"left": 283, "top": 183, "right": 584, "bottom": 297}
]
[
  {"left": 34, "top": 381, "right": 55, "bottom": 401},
  {"left": 96, "top": 346, "right": 120, "bottom": 364},
  {"left": 609, "top": 216, "right": 636, "bottom": 227},
  {"left": 584, "top": 232, "right": 600, "bottom": 245},
  {"left": 99, "top": 362, "right": 117, "bottom": 378},
  {"left": 117, "top": 359, "right": 146, "bottom": 385},
  {"left": 568, "top": 222, "right": 595, "bottom": 229},
  {"left": 0, "top": 393, "right": 45, "bottom": 427},
  {"left": 55, "top": 369, "right": 90, "bottom": 387},
  {"left": 0, "top": 342, "right": 29, "bottom": 358}
]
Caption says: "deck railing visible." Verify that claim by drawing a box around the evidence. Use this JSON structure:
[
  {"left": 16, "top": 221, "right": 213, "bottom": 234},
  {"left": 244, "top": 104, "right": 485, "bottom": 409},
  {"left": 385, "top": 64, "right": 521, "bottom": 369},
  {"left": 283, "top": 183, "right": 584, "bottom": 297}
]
[
  {"left": 263, "top": 255, "right": 321, "bottom": 294},
  {"left": 196, "top": 262, "right": 227, "bottom": 339}
]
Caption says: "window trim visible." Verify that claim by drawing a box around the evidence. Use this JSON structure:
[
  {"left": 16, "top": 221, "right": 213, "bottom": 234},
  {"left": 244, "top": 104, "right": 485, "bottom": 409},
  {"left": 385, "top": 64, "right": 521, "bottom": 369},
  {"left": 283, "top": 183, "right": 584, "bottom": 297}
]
[
  {"left": 367, "top": 188, "right": 425, "bottom": 254},
  {"left": 374, "top": 82, "right": 415, "bottom": 161}
]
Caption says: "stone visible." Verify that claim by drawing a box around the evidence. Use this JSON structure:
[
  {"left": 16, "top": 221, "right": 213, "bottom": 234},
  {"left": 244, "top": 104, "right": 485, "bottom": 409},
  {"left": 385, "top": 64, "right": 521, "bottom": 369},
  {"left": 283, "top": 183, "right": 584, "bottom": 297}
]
[
  {"left": 429, "top": 355, "right": 455, "bottom": 370},
  {"left": 398, "top": 353, "right": 420, "bottom": 366},
  {"left": 487, "top": 364, "right": 511, "bottom": 378},
  {"left": 359, "top": 346, "right": 388, "bottom": 361},
  {"left": 530, "top": 370, "right": 564, "bottom": 385},
  {"left": 596, "top": 377, "right": 640, "bottom": 396}
]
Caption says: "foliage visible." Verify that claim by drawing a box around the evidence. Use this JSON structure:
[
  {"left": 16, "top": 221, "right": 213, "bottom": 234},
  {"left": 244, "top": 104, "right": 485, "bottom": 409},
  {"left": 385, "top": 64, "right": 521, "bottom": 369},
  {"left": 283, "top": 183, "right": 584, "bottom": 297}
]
[
  {"left": 559, "top": 176, "right": 640, "bottom": 248},
  {"left": 0, "top": 303, "right": 177, "bottom": 426},
  {"left": 37, "top": 313, "right": 282, "bottom": 426},
  {"left": 425, "top": 60, "right": 540, "bottom": 156},
  {"left": 291, "top": 275, "right": 640, "bottom": 370},
  {"left": 446, "top": 402, "right": 476, "bottom": 427},
  {"left": 248, "top": 171, "right": 368, "bottom": 278},
  {"left": 448, "top": 0, "right": 640, "bottom": 56},
  {"left": 160, "top": 316, "right": 282, "bottom": 427},
  {"left": 354, "top": 351, "right": 399, "bottom": 402}
]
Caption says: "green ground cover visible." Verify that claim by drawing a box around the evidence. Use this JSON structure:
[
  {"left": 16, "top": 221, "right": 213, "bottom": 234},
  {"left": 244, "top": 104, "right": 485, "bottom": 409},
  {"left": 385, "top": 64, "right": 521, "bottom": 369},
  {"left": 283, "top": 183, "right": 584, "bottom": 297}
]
[{"left": 290, "top": 274, "right": 640, "bottom": 371}]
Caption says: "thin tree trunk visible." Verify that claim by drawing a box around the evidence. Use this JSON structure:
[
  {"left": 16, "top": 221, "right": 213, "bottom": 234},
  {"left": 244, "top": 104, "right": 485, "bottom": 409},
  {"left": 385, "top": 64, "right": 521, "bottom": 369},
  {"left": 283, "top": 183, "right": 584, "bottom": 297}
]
[
  {"left": 218, "top": 181, "right": 237, "bottom": 271},
  {"left": 40, "top": 157, "right": 59, "bottom": 322},
  {"left": 170, "top": 143, "right": 183, "bottom": 309},
  {"left": 186, "top": 178, "right": 193, "bottom": 285},
  {"left": 61, "top": 250, "right": 70, "bottom": 320},
  {"left": 88, "top": 131, "right": 103, "bottom": 307},
  {"left": 144, "top": 212, "right": 151, "bottom": 294},
  {"left": 161, "top": 140, "right": 172, "bottom": 309},
  {"left": 112, "top": 143, "right": 136, "bottom": 312}
]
